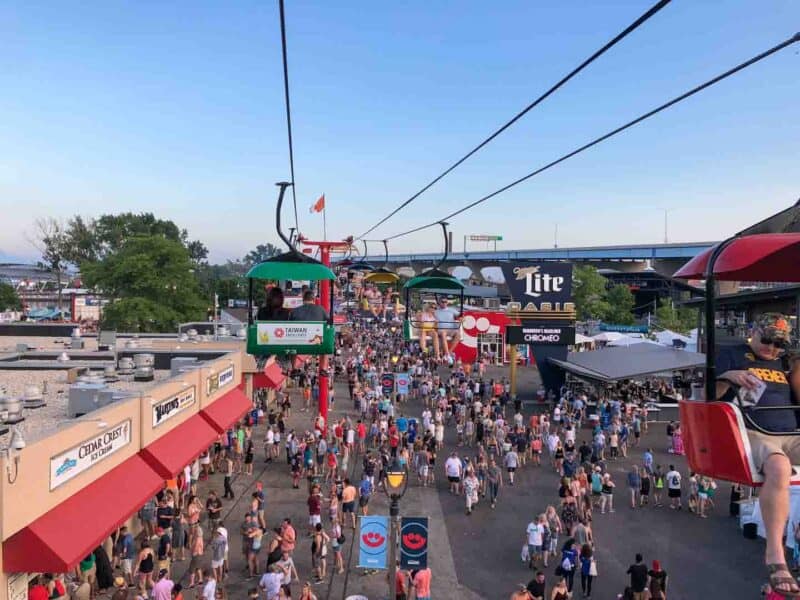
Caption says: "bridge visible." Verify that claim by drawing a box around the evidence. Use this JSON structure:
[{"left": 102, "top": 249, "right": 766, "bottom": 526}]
[{"left": 363, "top": 241, "right": 716, "bottom": 281}]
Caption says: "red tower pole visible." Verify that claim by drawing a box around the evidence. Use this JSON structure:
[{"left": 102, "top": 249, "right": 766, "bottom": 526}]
[{"left": 297, "top": 237, "right": 351, "bottom": 430}]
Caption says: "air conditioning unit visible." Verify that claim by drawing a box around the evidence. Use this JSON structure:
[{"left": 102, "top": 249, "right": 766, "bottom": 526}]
[
  {"left": 171, "top": 357, "right": 198, "bottom": 376},
  {"left": 67, "top": 383, "right": 107, "bottom": 418}
]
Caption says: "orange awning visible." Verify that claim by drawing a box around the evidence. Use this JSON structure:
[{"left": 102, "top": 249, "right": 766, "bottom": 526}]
[
  {"left": 3, "top": 454, "right": 162, "bottom": 572},
  {"left": 201, "top": 388, "right": 252, "bottom": 434},
  {"left": 140, "top": 414, "right": 219, "bottom": 478}
]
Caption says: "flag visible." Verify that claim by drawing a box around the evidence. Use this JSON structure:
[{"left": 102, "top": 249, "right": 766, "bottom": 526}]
[{"left": 310, "top": 194, "right": 325, "bottom": 213}]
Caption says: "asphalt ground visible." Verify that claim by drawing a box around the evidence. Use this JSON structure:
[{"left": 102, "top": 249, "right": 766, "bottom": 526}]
[{"left": 171, "top": 361, "right": 767, "bottom": 600}]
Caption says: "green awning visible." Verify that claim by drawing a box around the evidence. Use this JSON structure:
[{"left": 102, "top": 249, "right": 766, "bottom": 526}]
[
  {"left": 403, "top": 268, "right": 464, "bottom": 291},
  {"left": 246, "top": 254, "right": 335, "bottom": 281}
]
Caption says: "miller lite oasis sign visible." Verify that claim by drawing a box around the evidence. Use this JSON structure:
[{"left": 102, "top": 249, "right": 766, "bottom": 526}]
[{"left": 501, "top": 262, "right": 574, "bottom": 320}]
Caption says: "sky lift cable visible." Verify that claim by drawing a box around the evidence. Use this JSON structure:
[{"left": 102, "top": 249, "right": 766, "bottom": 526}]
[
  {"left": 354, "top": 0, "right": 672, "bottom": 241},
  {"left": 278, "top": 0, "right": 300, "bottom": 238},
  {"left": 380, "top": 32, "right": 800, "bottom": 242}
]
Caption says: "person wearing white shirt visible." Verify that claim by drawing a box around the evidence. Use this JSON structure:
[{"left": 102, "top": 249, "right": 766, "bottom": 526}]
[
  {"left": 666, "top": 465, "right": 683, "bottom": 510},
  {"left": 525, "top": 519, "right": 544, "bottom": 567},
  {"left": 259, "top": 564, "right": 286, "bottom": 600},
  {"left": 201, "top": 570, "right": 216, "bottom": 600},
  {"left": 445, "top": 453, "right": 463, "bottom": 495}
]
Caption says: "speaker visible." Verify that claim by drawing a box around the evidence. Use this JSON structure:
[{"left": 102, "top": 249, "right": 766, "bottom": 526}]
[{"left": 743, "top": 522, "right": 758, "bottom": 540}]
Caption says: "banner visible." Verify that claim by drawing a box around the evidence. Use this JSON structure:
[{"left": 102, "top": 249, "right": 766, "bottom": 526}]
[
  {"left": 599, "top": 323, "right": 649, "bottom": 333},
  {"left": 152, "top": 386, "right": 196, "bottom": 427},
  {"left": 381, "top": 373, "right": 395, "bottom": 397},
  {"left": 256, "top": 323, "right": 324, "bottom": 345},
  {"left": 506, "top": 324, "right": 575, "bottom": 346},
  {"left": 358, "top": 516, "right": 389, "bottom": 569},
  {"left": 400, "top": 517, "right": 429, "bottom": 569},
  {"left": 501, "top": 262, "right": 573, "bottom": 309},
  {"left": 395, "top": 372, "right": 410, "bottom": 395}
]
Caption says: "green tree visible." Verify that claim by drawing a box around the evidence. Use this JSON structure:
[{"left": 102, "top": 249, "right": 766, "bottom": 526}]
[
  {"left": 655, "top": 299, "right": 698, "bottom": 334},
  {"left": 572, "top": 265, "right": 610, "bottom": 321},
  {"left": 32, "top": 217, "right": 70, "bottom": 315},
  {"left": 82, "top": 235, "right": 205, "bottom": 331},
  {"left": 244, "top": 243, "right": 281, "bottom": 267},
  {"left": 602, "top": 283, "right": 636, "bottom": 325},
  {"left": 0, "top": 283, "right": 21, "bottom": 311}
]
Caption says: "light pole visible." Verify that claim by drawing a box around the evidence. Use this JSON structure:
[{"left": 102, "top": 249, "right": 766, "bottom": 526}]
[
  {"left": 383, "top": 461, "right": 409, "bottom": 600},
  {"left": 660, "top": 209, "right": 671, "bottom": 243}
]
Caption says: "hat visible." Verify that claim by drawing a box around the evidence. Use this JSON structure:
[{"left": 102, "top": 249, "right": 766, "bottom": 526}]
[
  {"left": 156, "top": 527, "right": 164, "bottom": 535},
  {"left": 757, "top": 312, "right": 791, "bottom": 340},
  {"left": 114, "top": 577, "right": 125, "bottom": 588},
  {"left": 158, "top": 568, "right": 168, "bottom": 578}
]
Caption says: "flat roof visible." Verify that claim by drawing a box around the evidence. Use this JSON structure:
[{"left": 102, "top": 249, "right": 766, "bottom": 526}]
[{"left": 679, "top": 284, "right": 800, "bottom": 308}]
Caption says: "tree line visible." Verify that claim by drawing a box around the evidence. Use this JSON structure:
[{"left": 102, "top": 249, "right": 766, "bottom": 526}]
[{"left": 31, "top": 213, "right": 281, "bottom": 332}]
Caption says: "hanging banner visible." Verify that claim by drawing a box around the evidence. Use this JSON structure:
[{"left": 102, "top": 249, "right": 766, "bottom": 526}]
[
  {"left": 400, "top": 517, "right": 429, "bottom": 569},
  {"left": 358, "top": 515, "right": 389, "bottom": 569},
  {"left": 381, "top": 373, "right": 395, "bottom": 396},
  {"left": 395, "top": 373, "right": 410, "bottom": 395}
]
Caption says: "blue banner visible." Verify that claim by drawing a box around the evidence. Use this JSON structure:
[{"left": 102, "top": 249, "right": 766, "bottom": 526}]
[
  {"left": 381, "top": 373, "right": 395, "bottom": 397},
  {"left": 599, "top": 323, "right": 649, "bottom": 333},
  {"left": 400, "top": 517, "right": 429, "bottom": 569},
  {"left": 358, "top": 515, "right": 389, "bottom": 569},
  {"left": 396, "top": 372, "right": 410, "bottom": 395}
]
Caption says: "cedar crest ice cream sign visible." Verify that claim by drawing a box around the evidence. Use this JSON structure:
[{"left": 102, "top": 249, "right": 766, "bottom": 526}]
[{"left": 50, "top": 420, "right": 132, "bottom": 490}]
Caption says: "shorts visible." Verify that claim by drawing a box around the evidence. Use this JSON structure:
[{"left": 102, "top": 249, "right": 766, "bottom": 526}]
[
  {"left": 158, "top": 558, "right": 170, "bottom": 572},
  {"left": 528, "top": 544, "right": 542, "bottom": 556},
  {"left": 507, "top": 467, "right": 516, "bottom": 473},
  {"left": 309, "top": 514, "right": 321, "bottom": 527},
  {"left": 121, "top": 559, "right": 133, "bottom": 575},
  {"left": 447, "top": 476, "right": 460, "bottom": 483},
  {"left": 698, "top": 492, "right": 708, "bottom": 500},
  {"left": 343, "top": 501, "right": 355, "bottom": 513},
  {"left": 188, "top": 554, "right": 202, "bottom": 572},
  {"left": 747, "top": 429, "right": 800, "bottom": 472},
  {"left": 211, "top": 559, "right": 224, "bottom": 569},
  {"left": 668, "top": 488, "right": 681, "bottom": 498},
  {"left": 359, "top": 496, "right": 370, "bottom": 508}
]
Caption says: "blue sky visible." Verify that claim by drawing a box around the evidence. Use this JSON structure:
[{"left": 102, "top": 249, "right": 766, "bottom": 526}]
[{"left": 0, "top": 1, "right": 798, "bottom": 263}]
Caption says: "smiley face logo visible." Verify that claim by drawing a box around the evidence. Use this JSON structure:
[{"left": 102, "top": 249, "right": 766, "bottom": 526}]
[
  {"left": 362, "top": 532, "right": 386, "bottom": 548},
  {"left": 402, "top": 532, "right": 426, "bottom": 551}
]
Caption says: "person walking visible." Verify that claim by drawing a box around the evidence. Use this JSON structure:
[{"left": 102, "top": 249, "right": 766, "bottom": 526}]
[
  {"left": 665, "top": 465, "right": 682, "bottom": 510},
  {"left": 579, "top": 544, "right": 596, "bottom": 598},
  {"left": 648, "top": 560, "right": 668, "bottom": 600},
  {"left": 627, "top": 466, "right": 641, "bottom": 509},
  {"left": 626, "top": 554, "right": 648, "bottom": 600},
  {"left": 487, "top": 457, "right": 502, "bottom": 509},
  {"left": 600, "top": 473, "right": 615, "bottom": 514}
]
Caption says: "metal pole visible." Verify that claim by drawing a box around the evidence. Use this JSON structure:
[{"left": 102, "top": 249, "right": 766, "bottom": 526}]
[
  {"left": 463, "top": 235, "right": 466, "bottom": 254},
  {"left": 664, "top": 209, "right": 668, "bottom": 243},
  {"left": 318, "top": 245, "right": 331, "bottom": 427},
  {"left": 554, "top": 224, "right": 558, "bottom": 249},
  {"left": 509, "top": 343, "right": 518, "bottom": 400},
  {"left": 388, "top": 497, "right": 399, "bottom": 600}
]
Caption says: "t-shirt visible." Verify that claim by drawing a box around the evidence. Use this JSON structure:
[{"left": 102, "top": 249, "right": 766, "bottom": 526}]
[
  {"left": 156, "top": 506, "right": 174, "bottom": 530},
  {"left": 413, "top": 568, "right": 432, "bottom": 596},
  {"left": 206, "top": 497, "right": 222, "bottom": 518},
  {"left": 308, "top": 494, "right": 321, "bottom": 515},
  {"left": 627, "top": 563, "right": 649, "bottom": 592},
  {"left": 504, "top": 452, "right": 519, "bottom": 469},
  {"left": 435, "top": 307, "right": 458, "bottom": 330},
  {"left": 526, "top": 579, "right": 546, "bottom": 598},
  {"left": 28, "top": 585, "right": 49, "bottom": 600},
  {"left": 445, "top": 457, "right": 462, "bottom": 477},
  {"left": 260, "top": 572, "right": 282, "bottom": 599},
  {"left": 666, "top": 470, "right": 681, "bottom": 490},
  {"left": 716, "top": 343, "right": 793, "bottom": 431},
  {"left": 201, "top": 579, "right": 216, "bottom": 600},
  {"left": 152, "top": 579, "right": 174, "bottom": 600},
  {"left": 526, "top": 522, "right": 543, "bottom": 546}
]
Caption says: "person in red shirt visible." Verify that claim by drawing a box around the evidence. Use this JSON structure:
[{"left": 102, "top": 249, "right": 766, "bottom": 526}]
[
  {"left": 357, "top": 421, "right": 367, "bottom": 454},
  {"left": 307, "top": 487, "right": 322, "bottom": 535},
  {"left": 394, "top": 565, "right": 409, "bottom": 600},
  {"left": 27, "top": 579, "right": 49, "bottom": 600}
]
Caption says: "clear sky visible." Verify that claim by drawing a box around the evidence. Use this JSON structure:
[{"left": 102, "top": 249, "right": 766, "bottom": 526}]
[{"left": 1, "top": 1, "right": 798, "bottom": 263}]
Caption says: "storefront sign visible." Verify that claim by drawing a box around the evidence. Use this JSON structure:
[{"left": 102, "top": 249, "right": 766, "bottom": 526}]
[
  {"left": 599, "top": 323, "right": 649, "bottom": 333},
  {"left": 400, "top": 517, "right": 429, "bottom": 568},
  {"left": 153, "top": 386, "right": 196, "bottom": 427},
  {"left": 256, "top": 323, "right": 324, "bottom": 345},
  {"left": 358, "top": 515, "right": 389, "bottom": 569},
  {"left": 206, "top": 365, "right": 235, "bottom": 395},
  {"left": 507, "top": 324, "right": 576, "bottom": 345},
  {"left": 502, "top": 262, "right": 574, "bottom": 318},
  {"left": 49, "top": 420, "right": 132, "bottom": 490}
]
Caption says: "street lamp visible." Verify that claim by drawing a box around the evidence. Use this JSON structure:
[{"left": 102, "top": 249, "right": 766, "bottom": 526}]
[{"left": 383, "top": 461, "right": 409, "bottom": 600}]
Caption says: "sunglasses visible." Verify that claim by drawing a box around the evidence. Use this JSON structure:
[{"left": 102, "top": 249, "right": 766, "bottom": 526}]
[{"left": 759, "top": 335, "right": 789, "bottom": 350}]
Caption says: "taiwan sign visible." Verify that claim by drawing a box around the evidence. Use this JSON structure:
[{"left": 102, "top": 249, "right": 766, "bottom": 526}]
[
  {"left": 506, "top": 324, "right": 576, "bottom": 346},
  {"left": 50, "top": 420, "right": 132, "bottom": 490},
  {"left": 358, "top": 515, "right": 389, "bottom": 569},
  {"left": 207, "top": 365, "right": 235, "bottom": 395},
  {"left": 381, "top": 373, "right": 395, "bottom": 396},
  {"left": 153, "top": 386, "right": 196, "bottom": 427},
  {"left": 256, "top": 323, "right": 324, "bottom": 345},
  {"left": 400, "top": 517, "right": 429, "bottom": 569}
]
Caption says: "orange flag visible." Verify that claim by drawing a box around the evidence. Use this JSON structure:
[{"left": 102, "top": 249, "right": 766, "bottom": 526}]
[{"left": 310, "top": 194, "right": 325, "bottom": 213}]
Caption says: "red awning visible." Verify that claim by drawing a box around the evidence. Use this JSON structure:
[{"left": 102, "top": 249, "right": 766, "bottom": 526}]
[
  {"left": 140, "top": 414, "right": 219, "bottom": 478},
  {"left": 253, "top": 361, "right": 285, "bottom": 390},
  {"left": 3, "top": 454, "right": 162, "bottom": 573},
  {"left": 201, "top": 388, "right": 252, "bottom": 434},
  {"left": 674, "top": 233, "right": 800, "bottom": 282}
]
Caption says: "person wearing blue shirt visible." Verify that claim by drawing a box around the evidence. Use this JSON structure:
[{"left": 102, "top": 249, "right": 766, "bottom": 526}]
[{"left": 397, "top": 415, "right": 408, "bottom": 434}]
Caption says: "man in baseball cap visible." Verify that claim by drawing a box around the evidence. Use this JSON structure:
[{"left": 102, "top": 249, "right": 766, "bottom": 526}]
[{"left": 716, "top": 311, "right": 798, "bottom": 594}]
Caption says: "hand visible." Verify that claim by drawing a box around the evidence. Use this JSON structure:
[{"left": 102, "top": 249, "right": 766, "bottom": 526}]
[{"left": 721, "top": 370, "right": 762, "bottom": 390}]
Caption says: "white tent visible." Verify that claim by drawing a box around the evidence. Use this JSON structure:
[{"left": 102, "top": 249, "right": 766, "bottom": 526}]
[
  {"left": 655, "top": 329, "right": 693, "bottom": 346},
  {"left": 574, "top": 333, "right": 594, "bottom": 345},
  {"left": 607, "top": 335, "right": 660, "bottom": 347},
  {"left": 592, "top": 331, "right": 626, "bottom": 343}
]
